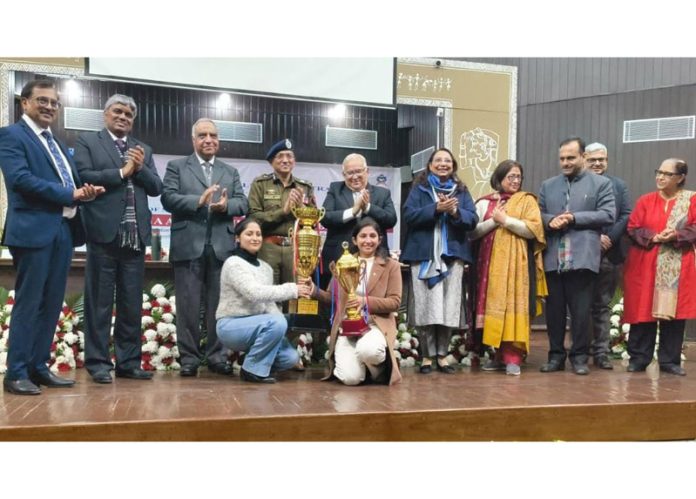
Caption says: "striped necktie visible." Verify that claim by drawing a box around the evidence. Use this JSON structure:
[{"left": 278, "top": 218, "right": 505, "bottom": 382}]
[{"left": 40, "top": 130, "right": 75, "bottom": 189}]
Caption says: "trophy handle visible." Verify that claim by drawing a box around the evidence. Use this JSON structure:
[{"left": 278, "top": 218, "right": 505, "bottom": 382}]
[
  {"left": 317, "top": 207, "right": 326, "bottom": 222},
  {"left": 328, "top": 261, "right": 338, "bottom": 280}
]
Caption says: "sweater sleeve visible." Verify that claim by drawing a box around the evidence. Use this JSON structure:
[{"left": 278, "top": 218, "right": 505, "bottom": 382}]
[{"left": 224, "top": 259, "right": 298, "bottom": 303}]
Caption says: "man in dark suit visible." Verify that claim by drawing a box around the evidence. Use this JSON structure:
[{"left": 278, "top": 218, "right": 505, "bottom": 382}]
[
  {"left": 161, "top": 118, "right": 248, "bottom": 377},
  {"left": 320, "top": 153, "right": 397, "bottom": 286},
  {"left": 74, "top": 94, "right": 163, "bottom": 384},
  {"left": 585, "top": 142, "right": 632, "bottom": 370},
  {"left": 0, "top": 79, "right": 104, "bottom": 395}
]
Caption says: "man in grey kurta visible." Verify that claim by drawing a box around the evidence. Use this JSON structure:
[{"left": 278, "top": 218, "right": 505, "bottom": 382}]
[{"left": 538, "top": 137, "right": 615, "bottom": 375}]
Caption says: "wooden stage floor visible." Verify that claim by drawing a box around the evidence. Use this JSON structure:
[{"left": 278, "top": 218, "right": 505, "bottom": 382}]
[{"left": 2, "top": 335, "right": 696, "bottom": 441}]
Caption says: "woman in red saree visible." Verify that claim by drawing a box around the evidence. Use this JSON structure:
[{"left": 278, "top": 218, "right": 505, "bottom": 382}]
[
  {"left": 469, "top": 160, "right": 547, "bottom": 376},
  {"left": 624, "top": 158, "right": 696, "bottom": 375}
]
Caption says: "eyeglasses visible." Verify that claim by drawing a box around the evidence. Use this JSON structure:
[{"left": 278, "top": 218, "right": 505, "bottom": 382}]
[
  {"left": 32, "top": 96, "right": 62, "bottom": 109},
  {"left": 505, "top": 174, "right": 522, "bottom": 181},
  {"left": 344, "top": 169, "right": 366, "bottom": 177},
  {"left": 587, "top": 158, "right": 607, "bottom": 164},
  {"left": 655, "top": 169, "right": 682, "bottom": 178}
]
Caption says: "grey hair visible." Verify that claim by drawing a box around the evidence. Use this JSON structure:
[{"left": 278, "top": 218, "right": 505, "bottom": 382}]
[
  {"left": 342, "top": 153, "right": 367, "bottom": 170},
  {"left": 191, "top": 118, "right": 217, "bottom": 137},
  {"left": 104, "top": 94, "right": 137, "bottom": 116},
  {"left": 585, "top": 142, "right": 607, "bottom": 154}
]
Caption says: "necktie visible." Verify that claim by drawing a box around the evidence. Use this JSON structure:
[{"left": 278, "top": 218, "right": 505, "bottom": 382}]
[
  {"left": 115, "top": 138, "right": 128, "bottom": 156},
  {"left": 203, "top": 161, "right": 212, "bottom": 186},
  {"left": 40, "top": 130, "right": 75, "bottom": 189}
]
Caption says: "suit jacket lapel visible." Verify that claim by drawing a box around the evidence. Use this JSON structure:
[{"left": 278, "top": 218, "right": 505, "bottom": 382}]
[
  {"left": 342, "top": 184, "right": 355, "bottom": 210},
  {"left": 19, "top": 120, "right": 55, "bottom": 169},
  {"left": 187, "top": 154, "right": 208, "bottom": 189},
  {"left": 98, "top": 128, "right": 126, "bottom": 169},
  {"left": 211, "top": 159, "right": 225, "bottom": 186},
  {"left": 366, "top": 256, "right": 386, "bottom": 295}
]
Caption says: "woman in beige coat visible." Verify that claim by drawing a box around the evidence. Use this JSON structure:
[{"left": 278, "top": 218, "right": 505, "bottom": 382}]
[{"left": 311, "top": 217, "right": 402, "bottom": 385}]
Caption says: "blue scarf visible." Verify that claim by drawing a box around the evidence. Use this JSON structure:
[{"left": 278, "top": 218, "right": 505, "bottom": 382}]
[{"left": 418, "top": 174, "right": 458, "bottom": 288}]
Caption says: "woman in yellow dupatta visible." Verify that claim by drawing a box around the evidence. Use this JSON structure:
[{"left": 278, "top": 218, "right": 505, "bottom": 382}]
[{"left": 470, "top": 160, "right": 547, "bottom": 375}]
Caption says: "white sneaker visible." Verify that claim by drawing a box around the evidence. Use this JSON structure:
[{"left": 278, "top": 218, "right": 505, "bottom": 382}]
[{"left": 506, "top": 364, "right": 521, "bottom": 376}]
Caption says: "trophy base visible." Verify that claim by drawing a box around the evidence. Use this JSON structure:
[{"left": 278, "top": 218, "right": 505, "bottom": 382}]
[
  {"left": 339, "top": 318, "right": 370, "bottom": 337},
  {"left": 289, "top": 298, "right": 319, "bottom": 315}
]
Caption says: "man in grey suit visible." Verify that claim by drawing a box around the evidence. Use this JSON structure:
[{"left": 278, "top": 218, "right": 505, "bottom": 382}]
[
  {"left": 74, "top": 94, "right": 163, "bottom": 384},
  {"left": 538, "top": 137, "right": 615, "bottom": 375},
  {"left": 161, "top": 118, "right": 249, "bottom": 377},
  {"left": 320, "top": 153, "right": 397, "bottom": 286},
  {"left": 585, "top": 142, "right": 632, "bottom": 370}
]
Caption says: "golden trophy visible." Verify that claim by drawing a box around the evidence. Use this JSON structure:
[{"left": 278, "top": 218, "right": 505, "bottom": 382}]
[
  {"left": 329, "top": 242, "right": 370, "bottom": 337},
  {"left": 288, "top": 204, "right": 325, "bottom": 314}
]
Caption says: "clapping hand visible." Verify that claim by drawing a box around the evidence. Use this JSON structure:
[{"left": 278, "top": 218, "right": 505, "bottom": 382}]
[
  {"left": 73, "top": 183, "right": 106, "bottom": 202},
  {"left": 435, "top": 193, "right": 458, "bottom": 215},
  {"left": 209, "top": 187, "right": 228, "bottom": 213},
  {"left": 284, "top": 188, "right": 305, "bottom": 214}
]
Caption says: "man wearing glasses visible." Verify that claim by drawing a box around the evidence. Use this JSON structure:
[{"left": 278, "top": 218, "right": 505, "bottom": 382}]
[
  {"left": 320, "top": 153, "right": 397, "bottom": 286},
  {"left": 248, "top": 139, "right": 315, "bottom": 286},
  {"left": 585, "top": 143, "right": 632, "bottom": 370},
  {"left": 0, "top": 79, "right": 104, "bottom": 395},
  {"left": 538, "top": 137, "right": 615, "bottom": 375}
]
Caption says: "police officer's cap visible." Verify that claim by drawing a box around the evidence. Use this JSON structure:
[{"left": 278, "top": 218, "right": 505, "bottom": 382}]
[{"left": 265, "top": 138, "right": 293, "bottom": 162}]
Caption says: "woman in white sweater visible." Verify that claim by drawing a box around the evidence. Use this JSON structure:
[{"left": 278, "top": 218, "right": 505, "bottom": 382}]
[{"left": 216, "top": 218, "right": 312, "bottom": 383}]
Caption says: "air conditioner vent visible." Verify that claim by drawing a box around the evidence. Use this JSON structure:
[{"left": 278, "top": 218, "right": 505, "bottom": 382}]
[
  {"left": 213, "top": 120, "right": 263, "bottom": 143},
  {"left": 325, "top": 126, "right": 378, "bottom": 150},
  {"left": 64, "top": 107, "right": 103, "bottom": 132},
  {"left": 623, "top": 116, "right": 695, "bottom": 143},
  {"left": 411, "top": 146, "right": 435, "bottom": 173}
]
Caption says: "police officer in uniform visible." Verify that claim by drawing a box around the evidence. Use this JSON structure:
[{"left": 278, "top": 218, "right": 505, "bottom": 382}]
[{"left": 248, "top": 139, "right": 315, "bottom": 285}]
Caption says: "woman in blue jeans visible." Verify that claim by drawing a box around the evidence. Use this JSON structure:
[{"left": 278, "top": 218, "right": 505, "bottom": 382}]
[{"left": 215, "top": 218, "right": 312, "bottom": 383}]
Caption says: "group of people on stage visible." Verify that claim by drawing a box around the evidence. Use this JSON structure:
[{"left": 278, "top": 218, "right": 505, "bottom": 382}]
[{"left": 1, "top": 79, "right": 694, "bottom": 395}]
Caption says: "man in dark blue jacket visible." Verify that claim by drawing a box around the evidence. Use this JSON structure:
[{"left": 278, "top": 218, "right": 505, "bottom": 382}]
[{"left": 0, "top": 80, "right": 104, "bottom": 395}]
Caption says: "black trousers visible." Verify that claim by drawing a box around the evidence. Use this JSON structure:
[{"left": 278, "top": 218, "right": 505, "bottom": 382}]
[
  {"left": 627, "top": 320, "right": 685, "bottom": 368},
  {"left": 84, "top": 241, "right": 144, "bottom": 373},
  {"left": 544, "top": 270, "right": 596, "bottom": 365},
  {"left": 173, "top": 244, "right": 224, "bottom": 367}
]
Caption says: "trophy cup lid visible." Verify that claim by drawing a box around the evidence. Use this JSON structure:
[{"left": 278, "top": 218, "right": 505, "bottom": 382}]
[{"left": 335, "top": 241, "right": 359, "bottom": 272}]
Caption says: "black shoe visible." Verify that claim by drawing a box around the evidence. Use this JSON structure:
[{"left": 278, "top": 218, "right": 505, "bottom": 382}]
[
  {"left": 572, "top": 363, "right": 590, "bottom": 375},
  {"left": 594, "top": 356, "right": 614, "bottom": 370},
  {"left": 240, "top": 368, "right": 276, "bottom": 384},
  {"left": 436, "top": 362, "right": 456, "bottom": 374},
  {"left": 115, "top": 368, "right": 153, "bottom": 380},
  {"left": 627, "top": 363, "right": 646, "bottom": 372},
  {"left": 419, "top": 363, "right": 432, "bottom": 374},
  {"left": 208, "top": 362, "right": 233, "bottom": 375},
  {"left": 29, "top": 370, "right": 75, "bottom": 388},
  {"left": 180, "top": 364, "right": 198, "bottom": 377},
  {"left": 540, "top": 360, "right": 565, "bottom": 372},
  {"left": 3, "top": 378, "right": 41, "bottom": 395},
  {"left": 660, "top": 364, "right": 686, "bottom": 376},
  {"left": 90, "top": 370, "right": 113, "bottom": 384}
]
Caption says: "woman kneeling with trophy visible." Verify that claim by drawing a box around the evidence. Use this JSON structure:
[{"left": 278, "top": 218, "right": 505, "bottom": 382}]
[
  {"left": 216, "top": 218, "right": 313, "bottom": 383},
  {"left": 309, "top": 218, "right": 403, "bottom": 386}
]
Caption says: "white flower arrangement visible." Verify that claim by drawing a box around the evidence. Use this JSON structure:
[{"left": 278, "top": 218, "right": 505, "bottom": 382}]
[
  {"left": 141, "top": 283, "right": 179, "bottom": 371},
  {"left": 395, "top": 312, "right": 420, "bottom": 367},
  {"left": 295, "top": 332, "right": 313, "bottom": 366}
]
